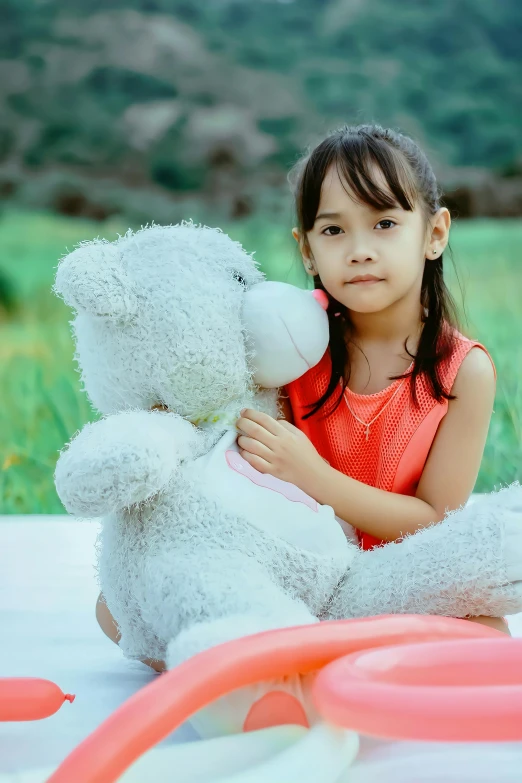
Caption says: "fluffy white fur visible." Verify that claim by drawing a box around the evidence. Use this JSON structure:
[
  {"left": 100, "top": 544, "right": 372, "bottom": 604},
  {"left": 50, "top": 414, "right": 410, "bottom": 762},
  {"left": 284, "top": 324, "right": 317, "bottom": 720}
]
[
  {"left": 53, "top": 222, "right": 522, "bottom": 730},
  {"left": 325, "top": 483, "right": 522, "bottom": 621}
]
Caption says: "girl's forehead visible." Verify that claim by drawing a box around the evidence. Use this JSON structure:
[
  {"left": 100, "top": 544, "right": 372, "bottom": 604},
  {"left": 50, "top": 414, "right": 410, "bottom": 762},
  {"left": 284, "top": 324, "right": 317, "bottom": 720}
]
[
  {"left": 321, "top": 163, "right": 395, "bottom": 205},
  {"left": 317, "top": 162, "right": 417, "bottom": 218}
]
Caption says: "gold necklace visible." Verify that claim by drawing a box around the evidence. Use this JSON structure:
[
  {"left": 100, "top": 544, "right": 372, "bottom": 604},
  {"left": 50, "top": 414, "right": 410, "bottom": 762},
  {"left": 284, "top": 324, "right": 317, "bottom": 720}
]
[{"left": 343, "top": 362, "right": 414, "bottom": 442}]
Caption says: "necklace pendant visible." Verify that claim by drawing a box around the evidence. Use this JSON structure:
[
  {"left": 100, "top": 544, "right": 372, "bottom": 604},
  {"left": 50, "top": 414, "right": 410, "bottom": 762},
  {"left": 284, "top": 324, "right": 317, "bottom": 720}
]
[{"left": 365, "top": 425, "right": 370, "bottom": 441}]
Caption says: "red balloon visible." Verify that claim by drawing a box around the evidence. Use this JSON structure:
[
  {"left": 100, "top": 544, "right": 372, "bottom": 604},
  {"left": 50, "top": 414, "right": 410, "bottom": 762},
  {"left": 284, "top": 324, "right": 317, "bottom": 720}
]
[
  {"left": 313, "top": 637, "right": 522, "bottom": 741},
  {"left": 45, "top": 615, "right": 497, "bottom": 783},
  {"left": 0, "top": 678, "right": 75, "bottom": 721}
]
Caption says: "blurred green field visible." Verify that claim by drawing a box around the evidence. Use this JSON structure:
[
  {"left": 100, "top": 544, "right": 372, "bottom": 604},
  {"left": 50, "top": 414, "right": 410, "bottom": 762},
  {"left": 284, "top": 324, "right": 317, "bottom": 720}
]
[{"left": 0, "top": 208, "right": 520, "bottom": 513}]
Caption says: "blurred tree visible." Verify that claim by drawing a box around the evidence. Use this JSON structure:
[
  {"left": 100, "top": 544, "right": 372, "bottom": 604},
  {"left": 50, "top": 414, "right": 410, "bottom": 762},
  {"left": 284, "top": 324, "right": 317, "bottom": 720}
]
[{"left": 0, "top": 0, "right": 520, "bottom": 217}]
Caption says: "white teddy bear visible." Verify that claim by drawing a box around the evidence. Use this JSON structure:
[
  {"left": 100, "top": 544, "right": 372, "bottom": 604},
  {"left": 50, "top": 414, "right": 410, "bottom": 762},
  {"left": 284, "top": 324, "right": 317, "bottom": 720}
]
[{"left": 53, "top": 223, "right": 522, "bottom": 733}]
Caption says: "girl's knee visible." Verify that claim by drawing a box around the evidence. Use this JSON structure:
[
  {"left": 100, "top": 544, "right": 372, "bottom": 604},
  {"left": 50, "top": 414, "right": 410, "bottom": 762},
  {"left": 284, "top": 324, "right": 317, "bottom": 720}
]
[
  {"left": 465, "top": 615, "right": 511, "bottom": 635},
  {"left": 141, "top": 657, "right": 166, "bottom": 673},
  {"left": 95, "top": 592, "right": 121, "bottom": 644},
  {"left": 95, "top": 593, "right": 166, "bottom": 672}
]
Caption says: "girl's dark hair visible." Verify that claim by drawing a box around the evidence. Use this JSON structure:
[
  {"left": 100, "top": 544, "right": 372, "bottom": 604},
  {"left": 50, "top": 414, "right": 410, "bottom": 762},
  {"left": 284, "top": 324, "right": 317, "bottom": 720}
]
[{"left": 287, "top": 123, "right": 462, "bottom": 421}]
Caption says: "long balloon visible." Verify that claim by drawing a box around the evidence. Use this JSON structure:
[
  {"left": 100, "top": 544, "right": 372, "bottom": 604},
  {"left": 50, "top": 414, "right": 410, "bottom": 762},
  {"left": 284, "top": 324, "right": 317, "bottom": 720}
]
[
  {"left": 45, "top": 615, "right": 497, "bottom": 783},
  {"left": 313, "top": 637, "right": 522, "bottom": 742}
]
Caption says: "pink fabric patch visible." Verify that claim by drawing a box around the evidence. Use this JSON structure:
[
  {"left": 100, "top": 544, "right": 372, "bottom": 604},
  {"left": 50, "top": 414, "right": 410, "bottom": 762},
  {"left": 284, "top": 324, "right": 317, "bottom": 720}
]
[
  {"left": 225, "top": 451, "right": 318, "bottom": 512},
  {"left": 243, "top": 691, "right": 310, "bottom": 732}
]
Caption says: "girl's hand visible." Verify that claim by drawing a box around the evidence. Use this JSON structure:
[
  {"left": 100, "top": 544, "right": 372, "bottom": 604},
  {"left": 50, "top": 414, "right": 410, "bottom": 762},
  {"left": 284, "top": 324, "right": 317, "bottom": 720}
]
[{"left": 235, "top": 408, "right": 326, "bottom": 493}]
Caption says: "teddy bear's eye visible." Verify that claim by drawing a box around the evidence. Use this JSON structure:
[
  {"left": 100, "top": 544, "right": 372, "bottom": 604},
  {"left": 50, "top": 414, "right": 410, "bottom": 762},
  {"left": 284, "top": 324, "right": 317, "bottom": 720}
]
[{"left": 232, "top": 272, "right": 247, "bottom": 287}]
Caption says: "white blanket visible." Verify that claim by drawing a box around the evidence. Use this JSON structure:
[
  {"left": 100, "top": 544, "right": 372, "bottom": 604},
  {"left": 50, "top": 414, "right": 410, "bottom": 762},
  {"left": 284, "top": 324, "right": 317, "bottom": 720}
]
[{"left": 1, "top": 517, "right": 521, "bottom": 782}]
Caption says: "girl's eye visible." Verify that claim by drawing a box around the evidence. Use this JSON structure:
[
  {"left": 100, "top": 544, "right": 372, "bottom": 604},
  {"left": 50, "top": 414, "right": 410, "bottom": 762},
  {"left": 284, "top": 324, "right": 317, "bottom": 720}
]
[
  {"left": 321, "top": 220, "right": 396, "bottom": 236},
  {"left": 321, "top": 226, "right": 343, "bottom": 236}
]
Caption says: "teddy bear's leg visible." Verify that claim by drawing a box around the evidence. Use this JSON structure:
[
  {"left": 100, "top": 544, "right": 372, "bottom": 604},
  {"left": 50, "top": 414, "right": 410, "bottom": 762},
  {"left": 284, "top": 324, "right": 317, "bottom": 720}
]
[
  {"left": 163, "top": 550, "right": 318, "bottom": 668},
  {"left": 325, "top": 483, "right": 522, "bottom": 621},
  {"left": 154, "top": 549, "right": 319, "bottom": 738}
]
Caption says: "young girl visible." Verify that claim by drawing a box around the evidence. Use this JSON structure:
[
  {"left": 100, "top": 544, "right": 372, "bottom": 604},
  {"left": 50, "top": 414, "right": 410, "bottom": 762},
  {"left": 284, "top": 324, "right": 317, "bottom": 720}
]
[
  {"left": 96, "top": 123, "right": 508, "bottom": 667},
  {"left": 235, "top": 123, "right": 508, "bottom": 635}
]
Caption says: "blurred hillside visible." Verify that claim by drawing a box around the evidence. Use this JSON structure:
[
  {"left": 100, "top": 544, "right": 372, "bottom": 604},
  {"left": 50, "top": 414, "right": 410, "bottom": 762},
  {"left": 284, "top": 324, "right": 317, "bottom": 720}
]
[{"left": 1, "top": 0, "right": 522, "bottom": 223}]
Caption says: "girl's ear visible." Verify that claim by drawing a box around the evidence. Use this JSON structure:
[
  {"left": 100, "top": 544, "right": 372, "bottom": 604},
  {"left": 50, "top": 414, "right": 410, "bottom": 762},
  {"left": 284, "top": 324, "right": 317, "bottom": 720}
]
[
  {"left": 426, "top": 207, "right": 451, "bottom": 257},
  {"left": 53, "top": 239, "right": 138, "bottom": 321},
  {"left": 292, "top": 227, "right": 316, "bottom": 275}
]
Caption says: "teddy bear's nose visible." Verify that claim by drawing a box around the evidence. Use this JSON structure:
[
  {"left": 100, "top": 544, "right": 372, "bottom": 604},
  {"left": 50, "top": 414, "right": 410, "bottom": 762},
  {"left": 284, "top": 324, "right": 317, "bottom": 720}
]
[{"left": 311, "top": 289, "right": 329, "bottom": 310}]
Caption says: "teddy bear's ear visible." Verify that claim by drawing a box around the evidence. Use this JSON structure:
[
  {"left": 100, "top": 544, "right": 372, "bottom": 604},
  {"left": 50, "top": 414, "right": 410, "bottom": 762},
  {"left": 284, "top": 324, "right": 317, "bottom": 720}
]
[{"left": 53, "top": 239, "right": 138, "bottom": 321}]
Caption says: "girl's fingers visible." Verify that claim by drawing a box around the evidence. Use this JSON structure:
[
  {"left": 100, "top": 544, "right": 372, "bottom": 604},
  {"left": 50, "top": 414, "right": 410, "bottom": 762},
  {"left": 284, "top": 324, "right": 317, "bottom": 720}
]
[
  {"left": 236, "top": 408, "right": 281, "bottom": 443},
  {"left": 277, "top": 420, "right": 306, "bottom": 437},
  {"left": 238, "top": 450, "right": 272, "bottom": 473},
  {"left": 237, "top": 436, "right": 274, "bottom": 462},
  {"left": 238, "top": 409, "right": 282, "bottom": 437}
]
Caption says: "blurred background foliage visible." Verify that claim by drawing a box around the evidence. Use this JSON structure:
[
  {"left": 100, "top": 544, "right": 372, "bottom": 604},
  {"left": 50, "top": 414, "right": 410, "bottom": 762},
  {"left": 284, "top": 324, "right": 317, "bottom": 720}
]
[
  {"left": 1, "top": 0, "right": 521, "bottom": 223},
  {"left": 0, "top": 0, "right": 521, "bottom": 512}
]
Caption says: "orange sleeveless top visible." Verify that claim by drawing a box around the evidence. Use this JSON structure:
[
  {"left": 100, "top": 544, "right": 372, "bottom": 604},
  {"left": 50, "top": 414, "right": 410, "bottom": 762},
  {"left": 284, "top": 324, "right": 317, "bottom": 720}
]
[{"left": 285, "top": 329, "right": 496, "bottom": 551}]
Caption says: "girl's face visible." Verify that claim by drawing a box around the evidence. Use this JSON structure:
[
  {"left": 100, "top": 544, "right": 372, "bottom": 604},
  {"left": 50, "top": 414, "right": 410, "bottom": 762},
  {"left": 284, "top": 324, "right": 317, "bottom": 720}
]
[{"left": 294, "top": 163, "right": 449, "bottom": 316}]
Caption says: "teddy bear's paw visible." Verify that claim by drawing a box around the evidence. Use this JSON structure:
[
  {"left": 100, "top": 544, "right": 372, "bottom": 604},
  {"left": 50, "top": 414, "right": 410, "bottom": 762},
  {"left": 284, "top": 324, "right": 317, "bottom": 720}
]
[
  {"left": 494, "top": 488, "right": 522, "bottom": 584},
  {"left": 437, "top": 483, "right": 522, "bottom": 603},
  {"left": 54, "top": 410, "right": 201, "bottom": 516}
]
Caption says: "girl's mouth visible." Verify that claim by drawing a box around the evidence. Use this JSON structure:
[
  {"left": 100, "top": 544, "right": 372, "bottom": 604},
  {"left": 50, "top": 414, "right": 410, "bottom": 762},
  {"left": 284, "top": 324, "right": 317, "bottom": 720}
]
[{"left": 348, "top": 279, "right": 383, "bottom": 285}]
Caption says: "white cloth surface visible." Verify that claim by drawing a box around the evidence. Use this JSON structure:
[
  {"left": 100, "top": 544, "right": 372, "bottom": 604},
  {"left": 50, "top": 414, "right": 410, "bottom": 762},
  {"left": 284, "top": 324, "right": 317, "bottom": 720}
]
[{"left": 1, "top": 517, "right": 522, "bottom": 782}]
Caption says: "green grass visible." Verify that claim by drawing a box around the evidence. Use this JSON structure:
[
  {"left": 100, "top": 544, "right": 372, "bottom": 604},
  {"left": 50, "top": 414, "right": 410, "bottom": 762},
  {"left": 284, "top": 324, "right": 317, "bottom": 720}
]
[{"left": 0, "top": 208, "right": 520, "bottom": 513}]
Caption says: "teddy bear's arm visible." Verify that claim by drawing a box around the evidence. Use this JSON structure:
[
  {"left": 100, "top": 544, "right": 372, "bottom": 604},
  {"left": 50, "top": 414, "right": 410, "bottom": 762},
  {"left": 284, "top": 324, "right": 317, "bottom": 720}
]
[
  {"left": 55, "top": 410, "right": 203, "bottom": 517},
  {"left": 325, "top": 483, "right": 522, "bottom": 620}
]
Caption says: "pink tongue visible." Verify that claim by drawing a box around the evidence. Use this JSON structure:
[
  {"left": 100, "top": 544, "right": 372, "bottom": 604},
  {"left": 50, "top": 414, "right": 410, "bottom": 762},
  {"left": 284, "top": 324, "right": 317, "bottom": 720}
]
[{"left": 311, "top": 289, "right": 329, "bottom": 310}]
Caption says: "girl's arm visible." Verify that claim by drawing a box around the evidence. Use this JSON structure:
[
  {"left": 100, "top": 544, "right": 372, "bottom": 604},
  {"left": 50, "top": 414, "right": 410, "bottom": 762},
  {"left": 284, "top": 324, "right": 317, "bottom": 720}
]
[{"left": 307, "top": 348, "right": 496, "bottom": 541}]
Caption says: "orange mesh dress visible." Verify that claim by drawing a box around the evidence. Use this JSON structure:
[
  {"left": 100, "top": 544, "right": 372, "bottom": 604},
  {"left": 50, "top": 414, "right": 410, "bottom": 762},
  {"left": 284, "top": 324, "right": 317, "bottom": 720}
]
[{"left": 285, "top": 329, "right": 496, "bottom": 551}]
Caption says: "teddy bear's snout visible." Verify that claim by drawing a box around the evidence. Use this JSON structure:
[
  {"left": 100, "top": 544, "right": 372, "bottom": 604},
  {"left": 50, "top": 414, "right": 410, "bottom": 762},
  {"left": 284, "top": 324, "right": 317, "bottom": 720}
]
[{"left": 241, "top": 281, "right": 330, "bottom": 388}]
